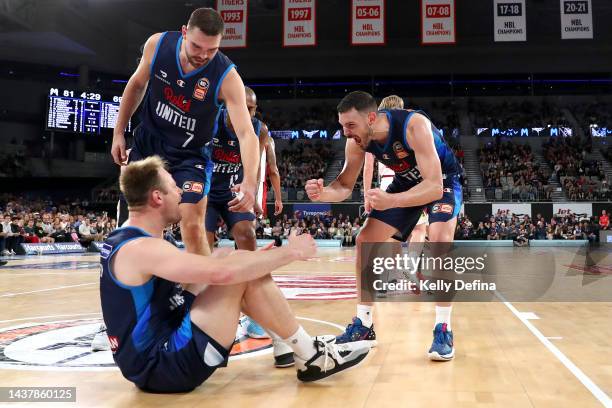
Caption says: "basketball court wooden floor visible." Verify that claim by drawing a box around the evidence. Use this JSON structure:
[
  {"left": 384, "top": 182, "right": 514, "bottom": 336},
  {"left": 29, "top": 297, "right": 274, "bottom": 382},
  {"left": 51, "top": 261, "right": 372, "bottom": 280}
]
[{"left": 0, "top": 247, "right": 611, "bottom": 407}]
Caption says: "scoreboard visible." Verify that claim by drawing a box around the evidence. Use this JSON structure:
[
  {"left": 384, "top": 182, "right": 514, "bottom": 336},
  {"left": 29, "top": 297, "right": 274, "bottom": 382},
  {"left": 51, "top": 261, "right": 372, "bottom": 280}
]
[{"left": 46, "top": 88, "right": 131, "bottom": 134}]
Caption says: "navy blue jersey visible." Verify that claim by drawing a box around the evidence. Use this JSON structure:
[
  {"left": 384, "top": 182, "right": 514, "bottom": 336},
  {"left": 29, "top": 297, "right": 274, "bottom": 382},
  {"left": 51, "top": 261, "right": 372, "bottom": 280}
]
[
  {"left": 365, "top": 109, "right": 462, "bottom": 188},
  {"left": 99, "top": 226, "right": 189, "bottom": 385},
  {"left": 140, "top": 31, "right": 235, "bottom": 149},
  {"left": 208, "top": 109, "right": 262, "bottom": 201}
]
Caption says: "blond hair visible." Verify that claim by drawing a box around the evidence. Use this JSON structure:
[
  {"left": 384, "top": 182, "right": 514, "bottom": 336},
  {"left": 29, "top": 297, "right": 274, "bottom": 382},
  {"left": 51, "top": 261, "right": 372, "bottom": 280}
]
[
  {"left": 119, "top": 156, "right": 168, "bottom": 209},
  {"left": 378, "top": 95, "right": 404, "bottom": 110}
]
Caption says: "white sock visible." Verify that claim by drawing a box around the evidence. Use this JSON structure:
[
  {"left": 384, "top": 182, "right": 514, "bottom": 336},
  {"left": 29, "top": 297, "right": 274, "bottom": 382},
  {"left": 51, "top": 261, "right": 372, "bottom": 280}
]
[
  {"left": 281, "top": 326, "right": 316, "bottom": 360},
  {"left": 435, "top": 306, "right": 452, "bottom": 331},
  {"left": 357, "top": 304, "right": 373, "bottom": 328}
]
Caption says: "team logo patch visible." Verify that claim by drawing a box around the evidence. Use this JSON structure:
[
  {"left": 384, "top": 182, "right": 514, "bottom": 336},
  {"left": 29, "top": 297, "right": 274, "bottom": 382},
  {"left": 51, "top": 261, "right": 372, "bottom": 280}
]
[
  {"left": 193, "top": 77, "right": 210, "bottom": 101},
  {"left": 382, "top": 154, "right": 390, "bottom": 160},
  {"left": 160, "top": 70, "right": 167, "bottom": 78},
  {"left": 443, "top": 188, "right": 452, "bottom": 193},
  {"left": 183, "top": 181, "right": 204, "bottom": 194},
  {"left": 176, "top": 79, "right": 185, "bottom": 88},
  {"left": 393, "top": 142, "right": 408, "bottom": 159},
  {"left": 432, "top": 204, "right": 453, "bottom": 214}
]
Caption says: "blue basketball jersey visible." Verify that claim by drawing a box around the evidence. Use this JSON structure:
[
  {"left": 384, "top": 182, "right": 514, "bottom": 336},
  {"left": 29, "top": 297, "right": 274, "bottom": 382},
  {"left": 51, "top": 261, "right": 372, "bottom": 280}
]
[
  {"left": 99, "top": 226, "right": 188, "bottom": 384},
  {"left": 140, "top": 31, "right": 235, "bottom": 149},
  {"left": 365, "top": 109, "right": 462, "bottom": 188},
  {"left": 209, "top": 109, "right": 262, "bottom": 201}
]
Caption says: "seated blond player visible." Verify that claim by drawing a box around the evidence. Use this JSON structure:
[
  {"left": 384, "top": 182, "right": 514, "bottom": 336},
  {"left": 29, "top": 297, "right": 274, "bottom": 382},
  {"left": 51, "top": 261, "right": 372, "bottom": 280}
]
[{"left": 99, "top": 156, "right": 369, "bottom": 393}]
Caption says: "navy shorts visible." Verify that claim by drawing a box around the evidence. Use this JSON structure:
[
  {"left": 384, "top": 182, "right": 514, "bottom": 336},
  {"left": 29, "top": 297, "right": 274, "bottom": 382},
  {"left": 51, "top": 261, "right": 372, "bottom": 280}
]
[
  {"left": 129, "top": 125, "right": 213, "bottom": 204},
  {"left": 369, "top": 175, "right": 463, "bottom": 241},
  {"left": 205, "top": 196, "right": 255, "bottom": 232},
  {"left": 136, "top": 292, "right": 230, "bottom": 393}
]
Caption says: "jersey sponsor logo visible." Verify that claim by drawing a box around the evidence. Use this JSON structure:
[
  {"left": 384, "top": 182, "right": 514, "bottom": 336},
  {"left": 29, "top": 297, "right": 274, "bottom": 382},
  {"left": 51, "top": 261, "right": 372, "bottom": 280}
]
[
  {"left": 154, "top": 101, "right": 197, "bottom": 131},
  {"left": 443, "top": 187, "right": 452, "bottom": 193},
  {"left": 176, "top": 79, "right": 186, "bottom": 88},
  {"left": 193, "top": 77, "right": 210, "bottom": 101},
  {"left": 213, "top": 147, "right": 241, "bottom": 164},
  {"left": 382, "top": 154, "right": 390, "bottom": 160},
  {"left": 393, "top": 142, "right": 409, "bottom": 159},
  {"left": 432, "top": 203, "right": 453, "bottom": 214},
  {"left": 163, "top": 87, "right": 192, "bottom": 113},
  {"left": 183, "top": 181, "right": 204, "bottom": 194},
  {"left": 155, "top": 70, "right": 171, "bottom": 86}
]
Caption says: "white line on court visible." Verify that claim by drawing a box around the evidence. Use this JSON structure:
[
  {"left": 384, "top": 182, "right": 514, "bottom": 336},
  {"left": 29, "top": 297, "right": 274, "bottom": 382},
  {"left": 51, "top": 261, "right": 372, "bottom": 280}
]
[
  {"left": 0, "top": 272, "right": 98, "bottom": 277},
  {"left": 0, "top": 282, "right": 97, "bottom": 298},
  {"left": 0, "top": 313, "right": 101, "bottom": 325},
  {"left": 497, "top": 293, "right": 612, "bottom": 407}
]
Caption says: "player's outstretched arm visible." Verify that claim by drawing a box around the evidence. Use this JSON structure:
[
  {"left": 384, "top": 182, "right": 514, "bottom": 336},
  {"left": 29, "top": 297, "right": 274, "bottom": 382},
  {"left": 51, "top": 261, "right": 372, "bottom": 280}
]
[
  {"left": 263, "top": 131, "right": 284, "bottom": 215},
  {"left": 221, "top": 69, "right": 258, "bottom": 212},
  {"left": 116, "top": 231, "right": 315, "bottom": 285},
  {"left": 112, "top": 33, "right": 160, "bottom": 165},
  {"left": 305, "top": 138, "right": 364, "bottom": 203}
]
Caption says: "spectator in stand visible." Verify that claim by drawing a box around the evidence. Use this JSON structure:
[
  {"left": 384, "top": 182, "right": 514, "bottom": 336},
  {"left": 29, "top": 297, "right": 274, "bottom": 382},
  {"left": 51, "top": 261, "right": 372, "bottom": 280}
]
[
  {"left": 599, "top": 210, "right": 609, "bottom": 231},
  {"left": 79, "top": 218, "right": 102, "bottom": 243}
]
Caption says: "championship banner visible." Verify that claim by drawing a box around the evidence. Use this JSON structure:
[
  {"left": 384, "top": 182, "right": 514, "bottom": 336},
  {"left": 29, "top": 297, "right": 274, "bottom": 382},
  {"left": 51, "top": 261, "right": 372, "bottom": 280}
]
[
  {"left": 283, "top": 0, "right": 316, "bottom": 47},
  {"left": 421, "top": 0, "right": 455, "bottom": 44},
  {"left": 217, "top": 0, "right": 248, "bottom": 48},
  {"left": 494, "top": 0, "right": 526, "bottom": 42},
  {"left": 560, "top": 0, "right": 593, "bottom": 39},
  {"left": 351, "top": 0, "right": 385, "bottom": 45}
]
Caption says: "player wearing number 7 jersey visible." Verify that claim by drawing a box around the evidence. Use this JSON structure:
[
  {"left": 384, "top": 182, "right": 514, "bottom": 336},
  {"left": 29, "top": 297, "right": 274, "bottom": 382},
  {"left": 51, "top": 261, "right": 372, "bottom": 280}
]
[{"left": 111, "top": 7, "right": 259, "bottom": 258}]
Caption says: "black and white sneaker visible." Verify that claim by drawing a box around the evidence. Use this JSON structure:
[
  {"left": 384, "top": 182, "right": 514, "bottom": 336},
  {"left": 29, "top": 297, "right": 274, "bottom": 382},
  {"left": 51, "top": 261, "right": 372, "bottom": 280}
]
[
  {"left": 296, "top": 337, "right": 370, "bottom": 382},
  {"left": 273, "top": 338, "right": 295, "bottom": 368},
  {"left": 91, "top": 323, "right": 111, "bottom": 352}
]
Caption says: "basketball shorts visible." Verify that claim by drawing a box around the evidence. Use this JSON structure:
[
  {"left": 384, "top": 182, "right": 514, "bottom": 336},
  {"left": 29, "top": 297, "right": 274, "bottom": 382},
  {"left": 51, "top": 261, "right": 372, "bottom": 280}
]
[
  {"left": 131, "top": 292, "right": 230, "bottom": 393},
  {"left": 129, "top": 125, "right": 213, "bottom": 204},
  {"left": 205, "top": 197, "right": 255, "bottom": 232},
  {"left": 369, "top": 174, "right": 463, "bottom": 241}
]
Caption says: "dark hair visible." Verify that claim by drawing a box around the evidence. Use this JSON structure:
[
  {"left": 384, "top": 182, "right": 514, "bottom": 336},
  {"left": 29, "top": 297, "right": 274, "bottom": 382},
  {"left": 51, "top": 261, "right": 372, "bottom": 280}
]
[
  {"left": 337, "top": 91, "right": 378, "bottom": 113},
  {"left": 187, "top": 7, "right": 224, "bottom": 36}
]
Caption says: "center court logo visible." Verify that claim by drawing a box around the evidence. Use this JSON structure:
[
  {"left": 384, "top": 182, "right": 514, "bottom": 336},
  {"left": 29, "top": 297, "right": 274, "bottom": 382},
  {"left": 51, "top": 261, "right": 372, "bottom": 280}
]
[
  {"left": 0, "top": 307, "right": 349, "bottom": 370},
  {"left": 0, "top": 318, "right": 271, "bottom": 371}
]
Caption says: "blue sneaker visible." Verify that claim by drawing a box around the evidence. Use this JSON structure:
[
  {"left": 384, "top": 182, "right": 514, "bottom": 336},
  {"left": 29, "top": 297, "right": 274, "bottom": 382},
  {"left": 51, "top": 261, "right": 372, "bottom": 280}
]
[
  {"left": 335, "top": 317, "right": 377, "bottom": 347},
  {"left": 241, "top": 316, "right": 270, "bottom": 339},
  {"left": 428, "top": 323, "right": 454, "bottom": 361}
]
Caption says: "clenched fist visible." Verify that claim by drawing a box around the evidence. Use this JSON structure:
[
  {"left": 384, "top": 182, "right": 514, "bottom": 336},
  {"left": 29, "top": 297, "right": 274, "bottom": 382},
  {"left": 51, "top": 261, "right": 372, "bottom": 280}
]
[
  {"left": 305, "top": 178, "right": 324, "bottom": 201},
  {"left": 365, "top": 188, "right": 396, "bottom": 211}
]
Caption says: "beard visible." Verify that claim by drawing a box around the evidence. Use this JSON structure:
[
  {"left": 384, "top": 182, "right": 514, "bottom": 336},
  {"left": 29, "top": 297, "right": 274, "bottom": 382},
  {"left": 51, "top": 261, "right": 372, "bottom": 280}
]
[{"left": 185, "top": 49, "right": 207, "bottom": 68}]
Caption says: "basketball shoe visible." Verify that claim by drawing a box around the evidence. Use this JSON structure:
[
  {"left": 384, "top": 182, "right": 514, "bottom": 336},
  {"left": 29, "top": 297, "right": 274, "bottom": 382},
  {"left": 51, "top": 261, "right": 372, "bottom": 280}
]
[
  {"left": 335, "top": 317, "right": 377, "bottom": 346},
  {"left": 91, "top": 323, "right": 111, "bottom": 352},
  {"left": 295, "top": 337, "right": 370, "bottom": 382},
  {"left": 427, "top": 323, "right": 454, "bottom": 361}
]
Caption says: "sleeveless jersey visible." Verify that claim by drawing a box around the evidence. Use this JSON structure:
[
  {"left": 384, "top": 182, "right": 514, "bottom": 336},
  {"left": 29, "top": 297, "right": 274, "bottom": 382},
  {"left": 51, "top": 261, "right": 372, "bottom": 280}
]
[
  {"left": 140, "top": 31, "right": 235, "bottom": 149},
  {"left": 209, "top": 109, "right": 262, "bottom": 200},
  {"left": 365, "top": 109, "right": 461, "bottom": 188},
  {"left": 99, "top": 227, "right": 188, "bottom": 384}
]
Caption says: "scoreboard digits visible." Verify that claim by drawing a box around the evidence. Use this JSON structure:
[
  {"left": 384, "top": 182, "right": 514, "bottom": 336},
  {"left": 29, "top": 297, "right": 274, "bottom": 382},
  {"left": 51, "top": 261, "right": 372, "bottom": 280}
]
[{"left": 46, "top": 88, "right": 130, "bottom": 134}]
